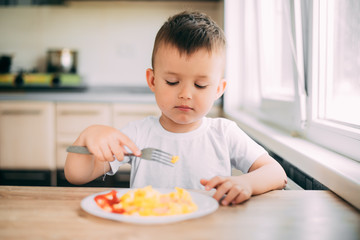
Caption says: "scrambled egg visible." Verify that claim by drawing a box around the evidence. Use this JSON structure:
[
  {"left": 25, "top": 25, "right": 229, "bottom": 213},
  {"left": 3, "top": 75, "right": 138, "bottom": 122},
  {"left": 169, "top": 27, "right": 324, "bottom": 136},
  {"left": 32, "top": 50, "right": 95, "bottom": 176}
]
[
  {"left": 171, "top": 156, "right": 179, "bottom": 164},
  {"left": 112, "top": 186, "right": 197, "bottom": 216}
]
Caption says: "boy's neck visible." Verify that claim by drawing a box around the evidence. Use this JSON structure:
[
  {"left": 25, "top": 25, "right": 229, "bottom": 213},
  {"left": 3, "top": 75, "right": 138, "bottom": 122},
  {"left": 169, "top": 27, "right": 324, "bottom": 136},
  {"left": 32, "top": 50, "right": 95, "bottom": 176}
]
[{"left": 159, "top": 115, "right": 203, "bottom": 133}]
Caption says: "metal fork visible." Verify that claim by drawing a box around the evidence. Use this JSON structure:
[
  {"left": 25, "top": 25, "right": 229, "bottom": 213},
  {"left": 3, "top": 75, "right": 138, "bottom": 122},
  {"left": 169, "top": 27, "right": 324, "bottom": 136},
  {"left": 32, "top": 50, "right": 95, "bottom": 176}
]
[{"left": 66, "top": 146, "right": 176, "bottom": 167}]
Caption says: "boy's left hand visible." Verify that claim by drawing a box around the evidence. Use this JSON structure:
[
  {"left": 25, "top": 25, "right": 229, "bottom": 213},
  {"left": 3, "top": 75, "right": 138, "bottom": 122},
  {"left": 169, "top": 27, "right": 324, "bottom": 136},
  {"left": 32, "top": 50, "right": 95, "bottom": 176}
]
[{"left": 200, "top": 176, "right": 252, "bottom": 206}]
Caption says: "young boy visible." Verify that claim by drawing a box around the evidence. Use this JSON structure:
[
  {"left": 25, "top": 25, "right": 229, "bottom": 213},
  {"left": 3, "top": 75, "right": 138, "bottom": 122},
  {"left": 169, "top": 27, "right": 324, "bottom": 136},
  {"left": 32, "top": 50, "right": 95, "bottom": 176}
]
[{"left": 65, "top": 11, "right": 287, "bottom": 206}]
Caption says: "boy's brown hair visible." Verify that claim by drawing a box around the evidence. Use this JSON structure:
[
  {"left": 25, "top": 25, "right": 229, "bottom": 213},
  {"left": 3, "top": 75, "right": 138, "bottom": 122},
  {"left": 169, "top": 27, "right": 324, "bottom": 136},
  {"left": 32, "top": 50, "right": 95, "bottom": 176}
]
[{"left": 151, "top": 11, "right": 226, "bottom": 69}]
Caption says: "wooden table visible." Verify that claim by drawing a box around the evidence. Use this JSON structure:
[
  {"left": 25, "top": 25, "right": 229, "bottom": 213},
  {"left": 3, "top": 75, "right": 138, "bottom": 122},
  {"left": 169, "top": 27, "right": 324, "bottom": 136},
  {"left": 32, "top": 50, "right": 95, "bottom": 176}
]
[{"left": 0, "top": 186, "right": 359, "bottom": 240}]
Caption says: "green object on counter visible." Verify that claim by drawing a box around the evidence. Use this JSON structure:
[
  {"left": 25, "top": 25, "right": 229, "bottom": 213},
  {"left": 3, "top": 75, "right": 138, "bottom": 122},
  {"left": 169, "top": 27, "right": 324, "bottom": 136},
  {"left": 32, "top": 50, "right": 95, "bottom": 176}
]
[
  {"left": 24, "top": 74, "right": 52, "bottom": 86},
  {"left": 0, "top": 74, "right": 15, "bottom": 85},
  {"left": 60, "top": 74, "right": 81, "bottom": 86}
]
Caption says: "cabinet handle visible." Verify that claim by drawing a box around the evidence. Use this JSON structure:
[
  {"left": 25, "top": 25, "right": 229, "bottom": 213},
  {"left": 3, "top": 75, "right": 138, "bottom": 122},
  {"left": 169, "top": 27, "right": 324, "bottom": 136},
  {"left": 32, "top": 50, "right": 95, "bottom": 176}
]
[
  {"left": 59, "top": 110, "right": 100, "bottom": 116},
  {"left": 116, "top": 112, "right": 159, "bottom": 116},
  {"left": 0, "top": 110, "right": 42, "bottom": 115}
]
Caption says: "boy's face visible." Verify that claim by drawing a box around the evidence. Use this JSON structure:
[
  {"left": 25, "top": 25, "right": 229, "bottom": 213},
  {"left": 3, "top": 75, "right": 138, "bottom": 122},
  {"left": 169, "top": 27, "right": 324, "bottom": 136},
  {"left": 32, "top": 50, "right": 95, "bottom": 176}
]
[{"left": 146, "top": 44, "right": 226, "bottom": 133}]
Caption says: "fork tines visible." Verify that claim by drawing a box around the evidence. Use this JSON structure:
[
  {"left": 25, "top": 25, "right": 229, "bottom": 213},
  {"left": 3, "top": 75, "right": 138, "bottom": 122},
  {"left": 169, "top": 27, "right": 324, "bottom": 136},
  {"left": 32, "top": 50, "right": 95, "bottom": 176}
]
[{"left": 149, "top": 149, "right": 174, "bottom": 167}]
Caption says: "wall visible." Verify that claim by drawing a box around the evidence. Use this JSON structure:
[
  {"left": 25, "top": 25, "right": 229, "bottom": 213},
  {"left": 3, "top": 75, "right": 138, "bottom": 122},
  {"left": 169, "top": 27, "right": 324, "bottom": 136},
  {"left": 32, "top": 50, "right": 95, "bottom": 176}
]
[{"left": 0, "top": 1, "right": 223, "bottom": 87}]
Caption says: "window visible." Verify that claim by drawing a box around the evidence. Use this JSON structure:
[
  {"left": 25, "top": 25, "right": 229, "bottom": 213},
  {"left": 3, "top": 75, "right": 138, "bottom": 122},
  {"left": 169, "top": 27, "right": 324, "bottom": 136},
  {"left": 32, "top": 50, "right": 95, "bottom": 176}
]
[
  {"left": 257, "top": 0, "right": 295, "bottom": 99},
  {"left": 307, "top": 0, "right": 360, "bottom": 161},
  {"left": 317, "top": 0, "right": 360, "bottom": 127},
  {"left": 224, "top": 0, "right": 360, "bottom": 162}
]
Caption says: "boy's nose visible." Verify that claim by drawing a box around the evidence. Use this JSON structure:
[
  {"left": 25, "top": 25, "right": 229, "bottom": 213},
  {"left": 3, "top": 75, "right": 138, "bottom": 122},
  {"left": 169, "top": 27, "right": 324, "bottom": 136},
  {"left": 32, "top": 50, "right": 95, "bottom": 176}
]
[{"left": 178, "top": 85, "right": 192, "bottom": 99}]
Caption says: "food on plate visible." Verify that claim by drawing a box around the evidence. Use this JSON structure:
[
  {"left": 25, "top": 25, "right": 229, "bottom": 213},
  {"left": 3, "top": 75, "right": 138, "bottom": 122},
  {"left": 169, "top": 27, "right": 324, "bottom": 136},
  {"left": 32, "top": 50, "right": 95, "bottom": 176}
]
[
  {"left": 171, "top": 155, "right": 179, "bottom": 164},
  {"left": 94, "top": 186, "right": 198, "bottom": 216}
]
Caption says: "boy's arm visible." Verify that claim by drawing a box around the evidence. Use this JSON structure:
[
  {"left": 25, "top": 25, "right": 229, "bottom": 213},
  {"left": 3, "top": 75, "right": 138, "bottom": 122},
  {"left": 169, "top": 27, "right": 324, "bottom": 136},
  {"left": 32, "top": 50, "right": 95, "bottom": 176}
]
[
  {"left": 241, "top": 153, "right": 287, "bottom": 195},
  {"left": 64, "top": 125, "right": 140, "bottom": 185},
  {"left": 200, "top": 153, "right": 287, "bottom": 205},
  {"left": 64, "top": 143, "right": 110, "bottom": 185}
]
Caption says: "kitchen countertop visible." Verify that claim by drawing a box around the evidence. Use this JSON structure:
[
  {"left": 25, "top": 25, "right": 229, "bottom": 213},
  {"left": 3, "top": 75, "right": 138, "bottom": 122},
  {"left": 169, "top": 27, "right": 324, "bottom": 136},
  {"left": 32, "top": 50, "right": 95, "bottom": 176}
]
[
  {"left": 0, "top": 186, "right": 359, "bottom": 240},
  {"left": 0, "top": 86, "right": 157, "bottom": 103}
]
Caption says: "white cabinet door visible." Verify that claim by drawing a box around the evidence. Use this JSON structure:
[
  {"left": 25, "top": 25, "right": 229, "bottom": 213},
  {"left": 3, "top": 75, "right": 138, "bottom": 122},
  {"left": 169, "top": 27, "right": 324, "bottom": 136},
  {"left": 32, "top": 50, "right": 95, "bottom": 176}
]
[
  {"left": 56, "top": 103, "right": 112, "bottom": 168},
  {"left": 56, "top": 103, "right": 112, "bottom": 136},
  {"left": 0, "top": 101, "right": 55, "bottom": 170},
  {"left": 112, "top": 103, "right": 161, "bottom": 129}
]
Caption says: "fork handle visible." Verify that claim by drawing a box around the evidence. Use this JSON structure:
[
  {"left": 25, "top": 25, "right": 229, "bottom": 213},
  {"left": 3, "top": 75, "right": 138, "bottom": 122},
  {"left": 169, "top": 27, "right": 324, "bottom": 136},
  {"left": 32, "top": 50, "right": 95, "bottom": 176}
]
[
  {"left": 66, "top": 145, "right": 136, "bottom": 156},
  {"left": 66, "top": 146, "right": 91, "bottom": 154}
]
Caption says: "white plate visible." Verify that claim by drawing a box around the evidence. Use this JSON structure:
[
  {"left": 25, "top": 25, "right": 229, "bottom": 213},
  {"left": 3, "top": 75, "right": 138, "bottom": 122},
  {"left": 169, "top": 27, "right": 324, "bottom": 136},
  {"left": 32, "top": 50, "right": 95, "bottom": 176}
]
[{"left": 81, "top": 188, "right": 219, "bottom": 224}]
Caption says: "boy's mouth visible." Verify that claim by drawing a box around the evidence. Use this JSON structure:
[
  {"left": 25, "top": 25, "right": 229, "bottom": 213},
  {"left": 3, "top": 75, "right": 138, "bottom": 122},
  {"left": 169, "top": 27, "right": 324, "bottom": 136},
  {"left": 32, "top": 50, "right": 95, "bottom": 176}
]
[{"left": 175, "top": 105, "right": 194, "bottom": 111}]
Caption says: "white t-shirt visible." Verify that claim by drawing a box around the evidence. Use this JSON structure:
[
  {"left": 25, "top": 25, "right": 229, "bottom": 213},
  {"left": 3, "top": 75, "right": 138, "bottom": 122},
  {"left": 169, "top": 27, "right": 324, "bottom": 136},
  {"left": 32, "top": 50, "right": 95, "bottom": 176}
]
[{"left": 108, "top": 116, "right": 266, "bottom": 189}]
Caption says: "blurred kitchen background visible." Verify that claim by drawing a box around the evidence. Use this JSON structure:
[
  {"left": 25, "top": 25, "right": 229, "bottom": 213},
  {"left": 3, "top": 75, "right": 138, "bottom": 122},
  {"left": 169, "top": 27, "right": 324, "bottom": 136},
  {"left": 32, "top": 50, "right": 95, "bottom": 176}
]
[
  {"left": 0, "top": 0, "right": 223, "bottom": 88},
  {"left": 0, "top": 0, "right": 359, "bottom": 209},
  {"left": 0, "top": 0, "right": 224, "bottom": 187}
]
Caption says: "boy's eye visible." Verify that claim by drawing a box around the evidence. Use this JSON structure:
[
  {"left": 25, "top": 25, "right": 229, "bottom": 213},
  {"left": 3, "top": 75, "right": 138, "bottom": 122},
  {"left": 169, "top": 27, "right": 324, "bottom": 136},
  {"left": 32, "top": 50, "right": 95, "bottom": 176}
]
[
  {"left": 195, "top": 84, "right": 207, "bottom": 89},
  {"left": 165, "top": 80, "right": 179, "bottom": 86}
]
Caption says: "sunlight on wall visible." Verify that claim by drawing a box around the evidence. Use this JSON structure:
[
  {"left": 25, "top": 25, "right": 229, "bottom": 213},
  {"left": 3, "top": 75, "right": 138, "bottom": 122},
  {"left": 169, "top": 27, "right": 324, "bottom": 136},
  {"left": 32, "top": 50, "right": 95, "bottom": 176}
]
[{"left": 0, "top": 1, "right": 223, "bottom": 86}]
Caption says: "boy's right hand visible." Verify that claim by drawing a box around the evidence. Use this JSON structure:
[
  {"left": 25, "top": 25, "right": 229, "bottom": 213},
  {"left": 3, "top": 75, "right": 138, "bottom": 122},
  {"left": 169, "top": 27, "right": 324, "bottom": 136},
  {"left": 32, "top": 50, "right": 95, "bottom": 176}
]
[{"left": 77, "top": 125, "right": 141, "bottom": 162}]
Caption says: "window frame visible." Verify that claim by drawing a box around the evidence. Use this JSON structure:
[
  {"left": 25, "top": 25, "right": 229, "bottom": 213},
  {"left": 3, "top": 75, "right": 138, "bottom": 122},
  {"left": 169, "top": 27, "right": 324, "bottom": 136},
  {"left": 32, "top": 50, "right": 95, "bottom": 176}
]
[
  {"left": 257, "top": 0, "right": 307, "bottom": 133},
  {"left": 224, "top": 0, "right": 360, "bottom": 162},
  {"left": 304, "top": 0, "right": 360, "bottom": 162},
  {"left": 223, "top": 0, "right": 360, "bottom": 211}
]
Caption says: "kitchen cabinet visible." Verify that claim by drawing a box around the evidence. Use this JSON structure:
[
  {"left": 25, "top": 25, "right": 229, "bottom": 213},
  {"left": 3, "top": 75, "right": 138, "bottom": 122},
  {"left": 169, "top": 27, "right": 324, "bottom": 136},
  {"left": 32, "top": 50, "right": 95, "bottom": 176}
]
[
  {"left": 55, "top": 102, "right": 160, "bottom": 170},
  {"left": 0, "top": 101, "right": 55, "bottom": 170},
  {"left": 0, "top": 98, "right": 222, "bottom": 186},
  {"left": 55, "top": 102, "right": 160, "bottom": 186},
  {"left": 56, "top": 103, "right": 112, "bottom": 168},
  {"left": 112, "top": 103, "right": 161, "bottom": 129}
]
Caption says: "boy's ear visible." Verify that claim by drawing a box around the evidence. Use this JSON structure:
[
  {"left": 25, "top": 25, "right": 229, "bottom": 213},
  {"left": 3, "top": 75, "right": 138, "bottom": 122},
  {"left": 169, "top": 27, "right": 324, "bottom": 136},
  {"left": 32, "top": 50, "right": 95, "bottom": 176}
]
[
  {"left": 215, "top": 78, "right": 227, "bottom": 99},
  {"left": 146, "top": 68, "right": 156, "bottom": 92}
]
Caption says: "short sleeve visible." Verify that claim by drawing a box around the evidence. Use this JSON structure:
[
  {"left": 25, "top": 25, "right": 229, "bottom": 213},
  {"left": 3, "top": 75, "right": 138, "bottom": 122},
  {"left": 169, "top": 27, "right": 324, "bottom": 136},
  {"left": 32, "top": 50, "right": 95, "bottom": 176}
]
[
  {"left": 107, "top": 158, "right": 130, "bottom": 176},
  {"left": 107, "top": 159, "right": 121, "bottom": 176},
  {"left": 226, "top": 121, "right": 267, "bottom": 173}
]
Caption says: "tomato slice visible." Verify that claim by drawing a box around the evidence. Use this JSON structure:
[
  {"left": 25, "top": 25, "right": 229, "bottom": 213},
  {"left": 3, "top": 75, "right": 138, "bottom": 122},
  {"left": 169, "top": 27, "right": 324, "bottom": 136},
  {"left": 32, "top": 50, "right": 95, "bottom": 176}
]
[
  {"left": 94, "top": 190, "right": 124, "bottom": 213},
  {"left": 94, "top": 195, "right": 113, "bottom": 212}
]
